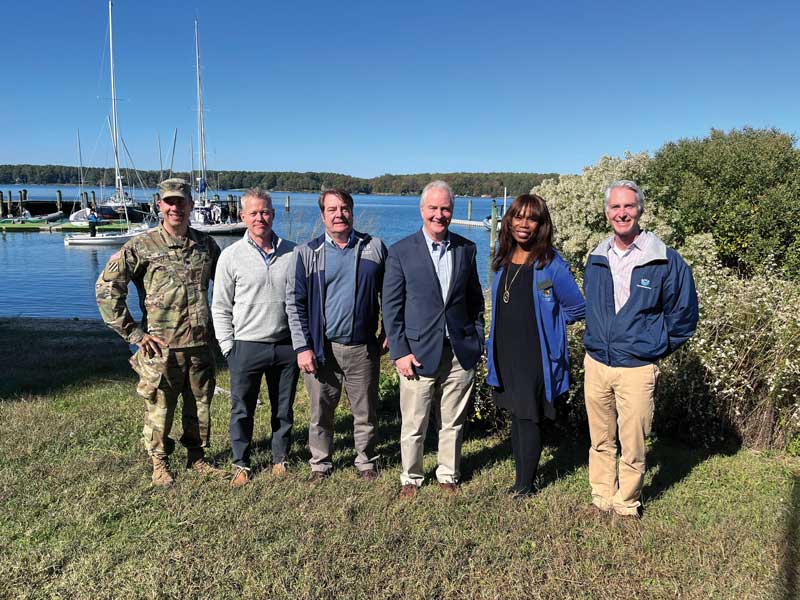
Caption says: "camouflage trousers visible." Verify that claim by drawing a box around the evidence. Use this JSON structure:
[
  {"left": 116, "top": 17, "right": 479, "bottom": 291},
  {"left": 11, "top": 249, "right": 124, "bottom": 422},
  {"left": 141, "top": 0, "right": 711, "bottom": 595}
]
[{"left": 129, "top": 346, "right": 216, "bottom": 458}]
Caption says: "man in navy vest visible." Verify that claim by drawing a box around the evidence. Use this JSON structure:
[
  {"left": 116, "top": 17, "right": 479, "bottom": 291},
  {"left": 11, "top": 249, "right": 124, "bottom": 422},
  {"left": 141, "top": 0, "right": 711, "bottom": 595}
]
[
  {"left": 383, "top": 180, "right": 485, "bottom": 498},
  {"left": 583, "top": 180, "right": 698, "bottom": 518}
]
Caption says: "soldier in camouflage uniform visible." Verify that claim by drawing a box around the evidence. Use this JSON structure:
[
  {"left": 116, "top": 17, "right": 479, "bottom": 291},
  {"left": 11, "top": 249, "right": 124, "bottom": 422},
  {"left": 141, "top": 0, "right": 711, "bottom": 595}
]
[{"left": 96, "top": 178, "right": 224, "bottom": 486}]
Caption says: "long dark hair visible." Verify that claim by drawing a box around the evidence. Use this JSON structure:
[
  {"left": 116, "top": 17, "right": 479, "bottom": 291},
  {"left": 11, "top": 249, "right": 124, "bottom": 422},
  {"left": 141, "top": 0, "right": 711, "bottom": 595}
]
[{"left": 492, "top": 193, "right": 555, "bottom": 272}]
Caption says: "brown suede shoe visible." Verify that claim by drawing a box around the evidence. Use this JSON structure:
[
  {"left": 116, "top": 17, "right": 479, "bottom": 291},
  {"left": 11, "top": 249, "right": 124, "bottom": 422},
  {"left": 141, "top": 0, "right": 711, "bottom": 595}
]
[
  {"left": 399, "top": 484, "right": 417, "bottom": 499},
  {"left": 186, "top": 450, "right": 226, "bottom": 478},
  {"left": 272, "top": 462, "right": 288, "bottom": 478},
  {"left": 360, "top": 469, "right": 378, "bottom": 482},
  {"left": 151, "top": 456, "right": 175, "bottom": 487},
  {"left": 438, "top": 482, "right": 460, "bottom": 495},
  {"left": 230, "top": 466, "right": 252, "bottom": 488}
]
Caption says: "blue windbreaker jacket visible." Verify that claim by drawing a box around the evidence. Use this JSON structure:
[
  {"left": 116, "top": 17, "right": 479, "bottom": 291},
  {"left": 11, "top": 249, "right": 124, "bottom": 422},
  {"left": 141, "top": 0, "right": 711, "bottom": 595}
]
[
  {"left": 486, "top": 251, "right": 585, "bottom": 415},
  {"left": 583, "top": 232, "right": 698, "bottom": 367}
]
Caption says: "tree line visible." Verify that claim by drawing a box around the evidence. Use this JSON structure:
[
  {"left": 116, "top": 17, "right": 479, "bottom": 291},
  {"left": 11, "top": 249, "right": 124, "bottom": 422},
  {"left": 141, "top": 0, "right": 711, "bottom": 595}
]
[{"left": 0, "top": 164, "right": 559, "bottom": 198}]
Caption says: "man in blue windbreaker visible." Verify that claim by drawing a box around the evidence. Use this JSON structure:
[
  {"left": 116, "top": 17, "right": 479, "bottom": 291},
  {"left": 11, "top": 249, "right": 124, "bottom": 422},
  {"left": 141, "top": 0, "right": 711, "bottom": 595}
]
[{"left": 583, "top": 180, "right": 698, "bottom": 518}]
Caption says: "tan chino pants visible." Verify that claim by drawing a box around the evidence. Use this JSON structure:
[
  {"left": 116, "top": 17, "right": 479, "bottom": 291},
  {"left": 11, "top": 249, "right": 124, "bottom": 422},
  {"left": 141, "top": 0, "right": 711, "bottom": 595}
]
[
  {"left": 584, "top": 353, "right": 659, "bottom": 515},
  {"left": 399, "top": 343, "right": 474, "bottom": 486}
]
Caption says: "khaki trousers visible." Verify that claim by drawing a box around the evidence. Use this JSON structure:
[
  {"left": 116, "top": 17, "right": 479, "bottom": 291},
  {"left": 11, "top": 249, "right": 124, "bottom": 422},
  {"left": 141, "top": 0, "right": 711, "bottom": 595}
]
[
  {"left": 304, "top": 340, "right": 380, "bottom": 473},
  {"left": 584, "top": 353, "right": 659, "bottom": 515},
  {"left": 399, "top": 343, "right": 474, "bottom": 486}
]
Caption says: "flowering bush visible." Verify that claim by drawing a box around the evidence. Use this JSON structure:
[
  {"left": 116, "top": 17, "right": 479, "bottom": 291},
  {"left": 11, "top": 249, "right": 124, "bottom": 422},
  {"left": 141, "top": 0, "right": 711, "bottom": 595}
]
[{"left": 471, "top": 145, "right": 800, "bottom": 451}]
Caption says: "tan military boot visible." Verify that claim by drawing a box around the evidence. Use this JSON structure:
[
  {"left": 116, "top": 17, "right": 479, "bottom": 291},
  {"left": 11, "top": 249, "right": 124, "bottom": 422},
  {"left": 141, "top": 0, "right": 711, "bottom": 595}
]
[
  {"left": 186, "top": 449, "right": 226, "bottom": 478},
  {"left": 151, "top": 455, "right": 175, "bottom": 487}
]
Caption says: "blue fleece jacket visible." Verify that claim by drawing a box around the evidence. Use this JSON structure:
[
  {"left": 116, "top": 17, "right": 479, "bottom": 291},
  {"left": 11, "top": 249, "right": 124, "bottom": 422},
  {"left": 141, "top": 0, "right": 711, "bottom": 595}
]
[{"left": 486, "top": 251, "right": 585, "bottom": 414}]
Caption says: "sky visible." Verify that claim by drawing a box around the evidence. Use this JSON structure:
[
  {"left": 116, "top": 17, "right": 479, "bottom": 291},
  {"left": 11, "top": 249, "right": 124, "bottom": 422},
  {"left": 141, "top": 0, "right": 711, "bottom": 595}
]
[{"left": 1, "top": 0, "right": 799, "bottom": 178}]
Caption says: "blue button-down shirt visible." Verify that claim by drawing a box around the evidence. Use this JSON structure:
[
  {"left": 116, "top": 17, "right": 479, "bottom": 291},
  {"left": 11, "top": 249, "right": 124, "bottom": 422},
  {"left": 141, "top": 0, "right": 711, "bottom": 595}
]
[{"left": 422, "top": 228, "right": 452, "bottom": 337}]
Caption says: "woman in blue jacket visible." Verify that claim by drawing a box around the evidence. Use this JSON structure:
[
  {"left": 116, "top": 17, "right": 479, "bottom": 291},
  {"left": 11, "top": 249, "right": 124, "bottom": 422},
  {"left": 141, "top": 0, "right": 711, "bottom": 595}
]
[{"left": 486, "top": 194, "right": 585, "bottom": 496}]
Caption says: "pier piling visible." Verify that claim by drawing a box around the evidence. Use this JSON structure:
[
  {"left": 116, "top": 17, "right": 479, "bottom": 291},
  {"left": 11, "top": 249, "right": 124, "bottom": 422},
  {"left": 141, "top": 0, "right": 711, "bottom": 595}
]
[
  {"left": 467, "top": 198, "right": 472, "bottom": 221},
  {"left": 90, "top": 191, "right": 96, "bottom": 208},
  {"left": 56, "top": 190, "right": 62, "bottom": 212},
  {"left": 489, "top": 200, "right": 498, "bottom": 253},
  {"left": 0, "top": 191, "right": 3, "bottom": 218},
  {"left": 285, "top": 194, "right": 290, "bottom": 212}
]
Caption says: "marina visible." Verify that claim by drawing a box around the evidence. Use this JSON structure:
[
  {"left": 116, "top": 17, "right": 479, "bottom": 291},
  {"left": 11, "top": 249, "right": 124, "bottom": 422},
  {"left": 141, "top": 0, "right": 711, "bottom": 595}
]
[{"left": 0, "top": 189, "right": 501, "bottom": 320}]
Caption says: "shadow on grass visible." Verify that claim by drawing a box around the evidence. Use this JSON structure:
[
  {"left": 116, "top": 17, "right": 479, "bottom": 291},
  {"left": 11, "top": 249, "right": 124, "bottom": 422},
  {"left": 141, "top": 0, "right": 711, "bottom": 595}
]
[
  {"left": 643, "top": 437, "right": 740, "bottom": 501},
  {"left": 778, "top": 474, "right": 800, "bottom": 600},
  {"left": 0, "top": 318, "right": 135, "bottom": 400}
]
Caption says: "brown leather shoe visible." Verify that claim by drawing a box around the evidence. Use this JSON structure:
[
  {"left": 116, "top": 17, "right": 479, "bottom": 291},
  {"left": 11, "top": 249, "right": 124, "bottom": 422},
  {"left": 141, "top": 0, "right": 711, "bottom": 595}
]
[
  {"left": 230, "top": 466, "right": 252, "bottom": 488},
  {"left": 151, "top": 456, "right": 174, "bottom": 487},
  {"left": 309, "top": 471, "right": 329, "bottom": 485},
  {"left": 586, "top": 503, "right": 612, "bottom": 517},
  {"left": 399, "top": 484, "right": 417, "bottom": 499},
  {"left": 360, "top": 469, "right": 378, "bottom": 482},
  {"left": 438, "top": 482, "right": 460, "bottom": 495},
  {"left": 272, "top": 462, "right": 288, "bottom": 478}
]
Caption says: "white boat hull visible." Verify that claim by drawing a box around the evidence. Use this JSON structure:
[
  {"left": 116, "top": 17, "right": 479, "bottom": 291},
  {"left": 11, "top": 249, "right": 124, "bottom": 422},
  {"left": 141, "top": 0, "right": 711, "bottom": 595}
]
[{"left": 63, "top": 224, "right": 154, "bottom": 246}]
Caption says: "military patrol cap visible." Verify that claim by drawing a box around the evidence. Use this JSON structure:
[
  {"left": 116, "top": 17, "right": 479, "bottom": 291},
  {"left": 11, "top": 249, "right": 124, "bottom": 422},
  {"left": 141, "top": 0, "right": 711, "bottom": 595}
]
[{"left": 158, "top": 178, "right": 192, "bottom": 201}]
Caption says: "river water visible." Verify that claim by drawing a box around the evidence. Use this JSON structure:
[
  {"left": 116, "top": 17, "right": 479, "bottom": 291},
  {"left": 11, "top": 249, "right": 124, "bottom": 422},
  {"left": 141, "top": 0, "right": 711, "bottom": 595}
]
[{"left": 0, "top": 187, "right": 501, "bottom": 319}]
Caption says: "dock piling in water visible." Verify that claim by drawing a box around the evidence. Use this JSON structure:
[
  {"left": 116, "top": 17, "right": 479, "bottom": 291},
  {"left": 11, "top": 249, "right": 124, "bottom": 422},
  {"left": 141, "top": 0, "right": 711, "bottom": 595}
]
[
  {"left": 56, "top": 190, "right": 62, "bottom": 212},
  {"left": 285, "top": 194, "right": 290, "bottom": 212},
  {"left": 90, "top": 191, "right": 96, "bottom": 208},
  {"left": 489, "top": 200, "right": 498, "bottom": 253},
  {"left": 467, "top": 198, "right": 472, "bottom": 221},
  {"left": 0, "top": 191, "right": 4, "bottom": 218}
]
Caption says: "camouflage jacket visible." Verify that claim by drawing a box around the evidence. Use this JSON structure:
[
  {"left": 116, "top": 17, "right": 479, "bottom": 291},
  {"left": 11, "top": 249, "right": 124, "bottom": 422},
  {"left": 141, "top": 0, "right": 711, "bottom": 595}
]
[{"left": 96, "top": 226, "right": 221, "bottom": 348}]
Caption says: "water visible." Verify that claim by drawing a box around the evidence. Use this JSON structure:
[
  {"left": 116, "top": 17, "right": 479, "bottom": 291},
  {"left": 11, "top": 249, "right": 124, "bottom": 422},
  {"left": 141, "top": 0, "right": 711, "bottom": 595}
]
[{"left": 0, "top": 188, "right": 501, "bottom": 319}]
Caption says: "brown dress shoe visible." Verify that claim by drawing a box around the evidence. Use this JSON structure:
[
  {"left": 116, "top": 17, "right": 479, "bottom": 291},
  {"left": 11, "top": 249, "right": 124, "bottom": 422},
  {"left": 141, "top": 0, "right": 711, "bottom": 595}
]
[
  {"left": 438, "top": 482, "right": 460, "bottom": 495},
  {"left": 400, "top": 484, "right": 417, "bottom": 499},
  {"left": 230, "top": 466, "right": 252, "bottom": 488},
  {"left": 309, "top": 471, "right": 329, "bottom": 485},
  {"left": 586, "top": 503, "right": 612, "bottom": 517},
  {"left": 360, "top": 469, "right": 378, "bottom": 482}
]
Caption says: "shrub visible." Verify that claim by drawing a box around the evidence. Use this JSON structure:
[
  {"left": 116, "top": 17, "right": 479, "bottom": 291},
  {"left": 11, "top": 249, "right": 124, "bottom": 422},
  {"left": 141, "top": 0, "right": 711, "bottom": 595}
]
[{"left": 644, "top": 127, "right": 800, "bottom": 280}]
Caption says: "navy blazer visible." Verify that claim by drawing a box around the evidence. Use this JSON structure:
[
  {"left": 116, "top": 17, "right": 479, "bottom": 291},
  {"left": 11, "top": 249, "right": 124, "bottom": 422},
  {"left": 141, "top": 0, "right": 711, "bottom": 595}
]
[{"left": 382, "top": 229, "right": 485, "bottom": 377}]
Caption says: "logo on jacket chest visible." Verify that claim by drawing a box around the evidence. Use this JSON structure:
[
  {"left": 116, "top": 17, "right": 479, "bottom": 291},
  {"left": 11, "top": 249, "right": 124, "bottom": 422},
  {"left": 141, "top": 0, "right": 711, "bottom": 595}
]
[{"left": 636, "top": 278, "right": 652, "bottom": 290}]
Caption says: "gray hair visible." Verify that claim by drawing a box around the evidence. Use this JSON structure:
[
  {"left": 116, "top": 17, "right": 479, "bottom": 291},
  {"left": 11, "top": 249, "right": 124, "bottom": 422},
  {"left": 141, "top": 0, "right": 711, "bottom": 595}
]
[
  {"left": 240, "top": 187, "right": 273, "bottom": 211},
  {"left": 420, "top": 180, "right": 454, "bottom": 209},
  {"left": 604, "top": 180, "right": 645, "bottom": 215}
]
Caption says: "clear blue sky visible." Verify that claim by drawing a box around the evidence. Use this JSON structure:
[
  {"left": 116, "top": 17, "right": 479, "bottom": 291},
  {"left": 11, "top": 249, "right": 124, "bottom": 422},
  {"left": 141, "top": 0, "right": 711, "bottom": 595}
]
[{"left": 2, "top": 0, "right": 798, "bottom": 177}]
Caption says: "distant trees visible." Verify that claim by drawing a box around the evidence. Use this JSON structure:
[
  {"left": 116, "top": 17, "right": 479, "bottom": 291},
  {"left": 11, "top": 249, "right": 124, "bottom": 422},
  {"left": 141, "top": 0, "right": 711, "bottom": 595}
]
[{"left": 0, "top": 165, "right": 558, "bottom": 198}]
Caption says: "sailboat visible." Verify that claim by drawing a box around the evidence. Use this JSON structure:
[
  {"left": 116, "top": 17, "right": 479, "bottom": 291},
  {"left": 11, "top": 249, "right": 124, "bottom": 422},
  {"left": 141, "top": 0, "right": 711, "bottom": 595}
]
[
  {"left": 189, "top": 17, "right": 245, "bottom": 235},
  {"left": 65, "top": 0, "right": 155, "bottom": 246}
]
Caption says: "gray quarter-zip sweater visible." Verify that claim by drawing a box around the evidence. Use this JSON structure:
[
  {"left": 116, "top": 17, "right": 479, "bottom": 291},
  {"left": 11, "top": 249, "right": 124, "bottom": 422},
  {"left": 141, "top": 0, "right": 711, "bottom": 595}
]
[{"left": 212, "top": 231, "right": 297, "bottom": 356}]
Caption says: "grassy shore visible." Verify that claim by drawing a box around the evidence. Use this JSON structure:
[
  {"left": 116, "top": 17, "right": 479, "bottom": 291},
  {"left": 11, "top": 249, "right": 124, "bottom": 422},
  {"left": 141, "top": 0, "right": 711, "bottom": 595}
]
[{"left": 1, "top": 318, "right": 798, "bottom": 599}]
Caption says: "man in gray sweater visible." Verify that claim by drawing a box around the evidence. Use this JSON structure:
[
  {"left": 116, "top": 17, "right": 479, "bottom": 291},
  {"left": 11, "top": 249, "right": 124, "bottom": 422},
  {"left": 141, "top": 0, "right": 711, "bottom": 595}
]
[{"left": 212, "top": 188, "right": 299, "bottom": 487}]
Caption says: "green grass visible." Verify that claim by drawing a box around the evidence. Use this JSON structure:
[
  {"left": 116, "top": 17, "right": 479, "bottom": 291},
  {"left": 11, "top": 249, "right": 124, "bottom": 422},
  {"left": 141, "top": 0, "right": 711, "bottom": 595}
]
[{"left": 1, "top": 318, "right": 798, "bottom": 599}]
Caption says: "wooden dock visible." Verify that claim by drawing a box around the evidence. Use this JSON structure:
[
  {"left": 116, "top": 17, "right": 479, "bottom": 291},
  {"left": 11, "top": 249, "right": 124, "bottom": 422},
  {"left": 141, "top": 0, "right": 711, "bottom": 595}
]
[{"left": 451, "top": 218, "right": 487, "bottom": 229}]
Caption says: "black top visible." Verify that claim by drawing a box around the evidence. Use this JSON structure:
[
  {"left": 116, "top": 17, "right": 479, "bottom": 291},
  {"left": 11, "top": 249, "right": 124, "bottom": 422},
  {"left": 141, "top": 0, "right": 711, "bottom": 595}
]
[{"left": 492, "top": 262, "right": 546, "bottom": 421}]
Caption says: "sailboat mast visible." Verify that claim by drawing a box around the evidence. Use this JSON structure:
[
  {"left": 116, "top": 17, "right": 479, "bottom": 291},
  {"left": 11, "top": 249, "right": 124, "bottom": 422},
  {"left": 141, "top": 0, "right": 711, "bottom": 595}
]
[
  {"left": 108, "top": 0, "right": 123, "bottom": 200},
  {"left": 195, "top": 17, "right": 207, "bottom": 205}
]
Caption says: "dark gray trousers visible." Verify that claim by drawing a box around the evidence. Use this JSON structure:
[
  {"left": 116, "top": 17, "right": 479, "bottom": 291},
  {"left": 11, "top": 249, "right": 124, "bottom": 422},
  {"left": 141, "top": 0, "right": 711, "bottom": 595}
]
[{"left": 228, "top": 339, "right": 299, "bottom": 468}]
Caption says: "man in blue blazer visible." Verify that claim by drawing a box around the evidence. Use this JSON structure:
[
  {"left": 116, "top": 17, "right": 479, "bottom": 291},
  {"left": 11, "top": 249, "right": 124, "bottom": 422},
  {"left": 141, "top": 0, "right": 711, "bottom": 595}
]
[{"left": 383, "top": 180, "right": 485, "bottom": 498}]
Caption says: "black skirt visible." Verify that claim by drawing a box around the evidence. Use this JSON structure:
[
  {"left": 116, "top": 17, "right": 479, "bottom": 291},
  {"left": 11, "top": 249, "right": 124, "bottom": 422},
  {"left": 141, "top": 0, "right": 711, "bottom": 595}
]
[{"left": 492, "top": 262, "right": 546, "bottom": 421}]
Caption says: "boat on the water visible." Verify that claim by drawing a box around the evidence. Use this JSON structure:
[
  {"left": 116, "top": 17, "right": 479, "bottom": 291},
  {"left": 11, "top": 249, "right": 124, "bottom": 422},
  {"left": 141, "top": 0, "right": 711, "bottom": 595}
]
[
  {"left": 63, "top": 222, "right": 155, "bottom": 247},
  {"left": 65, "top": 2, "right": 157, "bottom": 247},
  {"left": 188, "top": 17, "right": 244, "bottom": 235}
]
